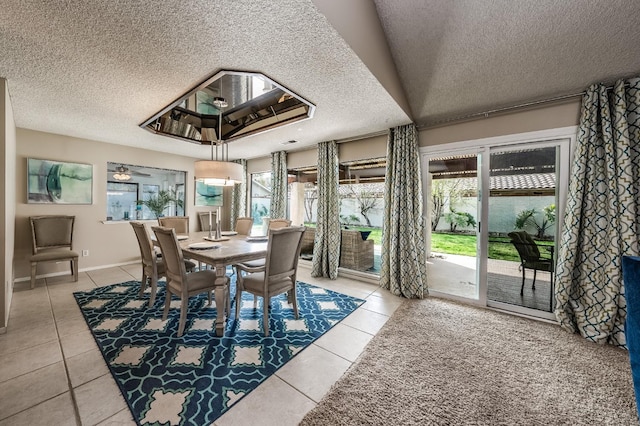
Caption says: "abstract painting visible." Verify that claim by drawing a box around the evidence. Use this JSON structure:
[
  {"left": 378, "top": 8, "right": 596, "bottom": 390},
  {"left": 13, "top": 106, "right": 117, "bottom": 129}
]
[
  {"left": 28, "top": 158, "right": 93, "bottom": 204},
  {"left": 195, "top": 181, "right": 223, "bottom": 206}
]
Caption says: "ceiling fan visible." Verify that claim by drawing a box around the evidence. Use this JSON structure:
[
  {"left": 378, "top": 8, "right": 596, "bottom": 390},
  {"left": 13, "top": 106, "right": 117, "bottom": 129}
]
[{"left": 108, "top": 165, "right": 151, "bottom": 181}]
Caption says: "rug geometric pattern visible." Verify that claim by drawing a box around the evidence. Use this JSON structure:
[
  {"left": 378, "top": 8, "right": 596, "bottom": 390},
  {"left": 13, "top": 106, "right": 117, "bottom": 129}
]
[{"left": 74, "top": 278, "right": 364, "bottom": 425}]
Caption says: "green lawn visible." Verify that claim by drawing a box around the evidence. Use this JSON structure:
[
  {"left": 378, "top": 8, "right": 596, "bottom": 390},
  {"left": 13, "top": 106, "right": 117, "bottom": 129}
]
[
  {"left": 303, "top": 224, "right": 553, "bottom": 263},
  {"left": 431, "top": 232, "right": 554, "bottom": 262}
]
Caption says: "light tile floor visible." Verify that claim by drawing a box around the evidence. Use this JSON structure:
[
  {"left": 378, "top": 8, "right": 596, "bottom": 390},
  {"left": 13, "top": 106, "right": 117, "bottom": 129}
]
[{"left": 0, "top": 264, "right": 402, "bottom": 425}]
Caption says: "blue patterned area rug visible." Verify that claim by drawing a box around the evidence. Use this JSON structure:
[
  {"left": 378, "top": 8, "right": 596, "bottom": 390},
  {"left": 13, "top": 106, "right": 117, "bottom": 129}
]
[{"left": 73, "top": 278, "right": 364, "bottom": 425}]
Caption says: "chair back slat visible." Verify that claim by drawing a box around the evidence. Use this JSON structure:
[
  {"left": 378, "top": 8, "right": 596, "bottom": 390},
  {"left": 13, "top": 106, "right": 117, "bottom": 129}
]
[
  {"left": 30, "top": 215, "right": 75, "bottom": 254},
  {"left": 198, "top": 212, "right": 217, "bottom": 232},
  {"left": 508, "top": 231, "right": 541, "bottom": 262}
]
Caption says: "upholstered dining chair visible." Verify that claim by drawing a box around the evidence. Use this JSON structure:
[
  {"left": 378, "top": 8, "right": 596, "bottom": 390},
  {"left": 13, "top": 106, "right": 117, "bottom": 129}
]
[
  {"left": 29, "top": 215, "right": 79, "bottom": 289},
  {"left": 234, "top": 226, "right": 305, "bottom": 336},
  {"left": 152, "top": 226, "right": 223, "bottom": 337},
  {"left": 158, "top": 216, "right": 189, "bottom": 234},
  {"left": 130, "top": 222, "right": 195, "bottom": 307},
  {"left": 197, "top": 211, "right": 217, "bottom": 232},
  {"left": 267, "top": 218, "right": 292, "bottom": 230},
  {"left": 235, "top": 217, "right": 253, "bottom": 235},
  {"left": 507, "top": 231, "right": 554, "bottom": 295}
]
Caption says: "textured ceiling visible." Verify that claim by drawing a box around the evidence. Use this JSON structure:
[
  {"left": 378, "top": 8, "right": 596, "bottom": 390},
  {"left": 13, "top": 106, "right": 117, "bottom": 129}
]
[
  {"left": 0, "top": 0, "right": 409, "bottom": 160},
  {"left": 2, "top": 1, "right": 640, "bottom": 160},
  {"left": 373, "top": 0, "right": 640, "bottom": 126}
]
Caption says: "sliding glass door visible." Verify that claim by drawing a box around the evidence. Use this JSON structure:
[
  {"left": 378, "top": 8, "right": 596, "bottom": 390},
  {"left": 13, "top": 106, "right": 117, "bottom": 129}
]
[
  {"left": 485, "top": 143, "right": 564, "bottom": 318},
  {"left": 425, "top": 152, "right": 479, "bottom": 299},
  {"left": 423, "top": 130, "right": 572, "bottom": 319}
]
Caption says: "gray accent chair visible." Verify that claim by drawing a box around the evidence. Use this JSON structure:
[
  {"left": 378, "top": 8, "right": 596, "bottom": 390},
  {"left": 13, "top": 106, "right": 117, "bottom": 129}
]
[
  {"left": 234, "top": 226, "right": 305, "bottom": 336},
  {"left": 267, "top": 218, "right": 292, "bottom": 230},
  {"left": 152, "top": 226, "right": 224, "bottom": 337},
  {"left": 197, "top": 211, "right": 217, "bottom": 232},
  {"left": 130, "top": 222, "right": 195, "bottom": 307},
  {"left": 29, "top": 215, "right": 79, "bottom": 289},
  {"left": 157, "top": 216, "right": 189, "bottom": 234}
]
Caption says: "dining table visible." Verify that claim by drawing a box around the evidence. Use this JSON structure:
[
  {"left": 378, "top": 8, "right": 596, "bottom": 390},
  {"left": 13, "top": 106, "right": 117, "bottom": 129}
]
[{"left": 159, "top": 231, "right": 268, "bottom": 337}]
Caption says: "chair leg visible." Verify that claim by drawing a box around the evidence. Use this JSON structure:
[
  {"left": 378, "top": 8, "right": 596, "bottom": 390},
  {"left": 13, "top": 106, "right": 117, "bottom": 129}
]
[
  {"left": 30, "top": 262, "right": 37, "bottom": 289},
  {"left": 138, "top": 270, "right": 148, "bottom": 298},
  {"left": 263, "top": 297, "right": 270, "bottom": 336},
  {"left": 532, "top": 269, "right": 537, "bottom": 291},
  {"left": 177, "top": 298, "right": 188, "bottom": 337},
  {"left": 149, "top": 271, "right": 158, "bottom": 308},
  {"left": 291, "top": 285, "right": 299, "bottom": 320},
  {"left": 72, "top": 258, "right": 78, "bottom": 282},
  {"left": 162, "top": 287, "right": 172, "bottom": 320},
  {"left": 520, "top": 266, "right": 526, "bottom": 296},
  {"left": 235, "top": 278, "right": 243, "bottom": 319}
]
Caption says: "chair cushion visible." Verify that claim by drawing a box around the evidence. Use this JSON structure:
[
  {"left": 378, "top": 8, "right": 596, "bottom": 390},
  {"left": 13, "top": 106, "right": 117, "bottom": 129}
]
[
  {"left": 31, "top": 249, "right": 79, "bottom": 262},
  {"left": 238, "top": 259, "right": 265, "bottom": 269},
  {"left": 184, "top": 269, "right": 217, "bottom": 292},
  {"left": 242, "top": 272, "right": 293, "bottom": 295}
]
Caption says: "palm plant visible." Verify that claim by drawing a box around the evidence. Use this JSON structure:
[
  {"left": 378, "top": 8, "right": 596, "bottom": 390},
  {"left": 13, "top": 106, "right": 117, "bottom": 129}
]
[{"left": 141, "top": 189, "right": 183, "bottom": 219}]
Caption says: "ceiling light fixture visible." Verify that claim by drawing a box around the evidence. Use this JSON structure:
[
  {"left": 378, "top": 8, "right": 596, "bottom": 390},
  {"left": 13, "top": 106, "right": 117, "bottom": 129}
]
[
  {"left": 194, "top": 96, "right": 243, "bottom": 186},
  {"left": 112, "top": 166, "right": 132, "bottom": 181}
]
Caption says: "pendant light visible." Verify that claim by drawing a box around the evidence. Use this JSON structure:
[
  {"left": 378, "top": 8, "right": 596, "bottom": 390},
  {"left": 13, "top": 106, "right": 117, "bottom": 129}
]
[{"left": 194, "top": 96, "right": 243, "bottom": 186}]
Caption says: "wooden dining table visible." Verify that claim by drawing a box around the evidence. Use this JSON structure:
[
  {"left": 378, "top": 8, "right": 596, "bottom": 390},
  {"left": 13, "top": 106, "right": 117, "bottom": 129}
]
[{"left": 166, "top": 231, "right": 268, "bottom": 336}]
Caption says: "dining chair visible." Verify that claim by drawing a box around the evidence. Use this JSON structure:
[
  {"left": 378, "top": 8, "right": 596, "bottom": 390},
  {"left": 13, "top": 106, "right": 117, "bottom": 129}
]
[
  {"left": 507, "top": 231, "right": 554, "bottom": 295},
  {"left": 198, "top": 211, "right": 217, "bottom": 232},
  {"left": 268, "top": 218, "right": 292, "bottom": 230},
  {"left": 235, "top": 217, "right": 253, "bottom": 235},
  {"left": 29, "top": 215, "right": 79, "bottom": 289},
  {"left": 152, "top": 226, "right": 224, "bottom": 337},
  {"left": 234, "top": 226, "right": 306, "bottom": 336},
  {"left": 158, "top": 216, "right": 189, "bottom": 234},
  {"left": 130, "top": 222, "right": 195, "bottom": 307}
]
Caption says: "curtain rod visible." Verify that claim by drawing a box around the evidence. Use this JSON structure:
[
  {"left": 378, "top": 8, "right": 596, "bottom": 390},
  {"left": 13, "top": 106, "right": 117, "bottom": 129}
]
[
  {"left": 417, "top": 91, "right": 584, "bottom": 130},
  {"left": 418, "top": 81, "right": 633, "bottom": 130}
]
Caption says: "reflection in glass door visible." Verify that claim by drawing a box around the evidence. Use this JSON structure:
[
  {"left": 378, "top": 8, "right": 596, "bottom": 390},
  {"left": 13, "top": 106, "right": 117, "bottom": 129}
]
[
  {"left": 486, "top": 145, "right": 559, "bottom": 314},
  {"left": 426, "top": 153, "right": 479, "bottom": 299}
]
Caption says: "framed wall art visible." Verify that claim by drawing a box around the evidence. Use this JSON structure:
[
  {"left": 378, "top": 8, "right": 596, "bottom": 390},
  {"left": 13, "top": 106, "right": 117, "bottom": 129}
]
[
  {"left": 27, "top": 158, "right": 93, "bottom": 204},
  {"left": 195, "top": 181, "right": 223, "bottom": 206}
]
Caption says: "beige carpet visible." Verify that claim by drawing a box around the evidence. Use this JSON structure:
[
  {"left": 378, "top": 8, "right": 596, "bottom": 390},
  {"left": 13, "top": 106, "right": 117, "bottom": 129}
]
[{"left": 300, "top": 298, "right": 637, "bottom": 425}]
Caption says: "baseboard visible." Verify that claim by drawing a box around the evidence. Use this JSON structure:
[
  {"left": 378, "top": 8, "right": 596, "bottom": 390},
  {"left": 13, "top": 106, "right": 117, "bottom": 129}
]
[{"left": 14, "top": 261, "right": 139, "bottom": 283}]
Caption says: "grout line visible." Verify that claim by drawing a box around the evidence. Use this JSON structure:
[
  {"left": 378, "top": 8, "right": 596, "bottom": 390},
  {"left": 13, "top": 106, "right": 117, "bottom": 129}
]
[{"left": 47, "top": 272, "right": 101, "bottom": 426}]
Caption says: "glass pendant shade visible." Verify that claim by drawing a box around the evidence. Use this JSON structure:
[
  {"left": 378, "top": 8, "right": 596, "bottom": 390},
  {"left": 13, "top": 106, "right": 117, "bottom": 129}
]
[{"left": 194, "top": 160, "right": 243, "bottom": 186}]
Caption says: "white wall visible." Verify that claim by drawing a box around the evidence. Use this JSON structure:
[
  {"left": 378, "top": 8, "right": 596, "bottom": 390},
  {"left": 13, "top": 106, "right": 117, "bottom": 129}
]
[
  {"left": 14, "top": 129, "right": 214, "bottom": 281},
  {"left": 1, "top": 79, "right": 17, "bottom": 331}
]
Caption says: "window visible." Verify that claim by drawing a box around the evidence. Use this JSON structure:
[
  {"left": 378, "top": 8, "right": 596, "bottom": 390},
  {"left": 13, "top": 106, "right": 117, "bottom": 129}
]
[
  {"left": 106, "top": 162, "right": 186, "bottom": 221},
  {"left": 250, "top": 172, "right": 271, "bottom": 233}
]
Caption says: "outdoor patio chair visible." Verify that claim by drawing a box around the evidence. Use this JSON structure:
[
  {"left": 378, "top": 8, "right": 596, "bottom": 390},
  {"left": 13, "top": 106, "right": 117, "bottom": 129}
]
[{"left": 507, "top": 231, "right": 554, "bottom": 295}]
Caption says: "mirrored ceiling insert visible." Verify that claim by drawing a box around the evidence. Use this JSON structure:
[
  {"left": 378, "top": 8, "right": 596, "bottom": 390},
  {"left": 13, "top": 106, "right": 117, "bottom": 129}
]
[{"left": 140, "top": 70, "right": 315, "bottom": 144}]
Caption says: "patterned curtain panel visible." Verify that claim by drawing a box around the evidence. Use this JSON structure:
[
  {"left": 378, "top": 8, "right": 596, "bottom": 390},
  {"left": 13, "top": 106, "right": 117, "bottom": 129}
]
[
  {"left": 230, "top": 159, "right": 247, "bottom": 230},
  {"left": 270, "top": 151, "right": 288, "bottom": 219},
  {"left": 555, "top": 78, "right": 640, "bottom": 347},
  {"left": 379, "top": 124, "right": 428, "bottom": 298},
  {"left": 311, "top": 141, "right": 341, "bottom": 279}
]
